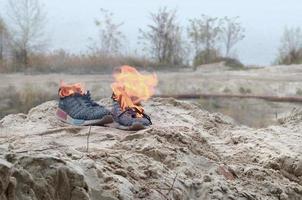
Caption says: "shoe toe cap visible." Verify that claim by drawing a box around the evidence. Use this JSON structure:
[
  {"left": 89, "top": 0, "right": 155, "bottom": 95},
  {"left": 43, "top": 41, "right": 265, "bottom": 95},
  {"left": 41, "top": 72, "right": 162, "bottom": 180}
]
[{"left": 94, "top": 107, "right": 111, "bottom": 119}]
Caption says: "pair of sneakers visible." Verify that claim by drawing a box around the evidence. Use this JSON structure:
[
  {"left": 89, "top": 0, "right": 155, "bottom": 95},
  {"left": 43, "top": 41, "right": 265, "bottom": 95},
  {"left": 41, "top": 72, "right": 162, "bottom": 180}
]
[{"left": 56, "top": 89, "right": 152, "bottom": 130}]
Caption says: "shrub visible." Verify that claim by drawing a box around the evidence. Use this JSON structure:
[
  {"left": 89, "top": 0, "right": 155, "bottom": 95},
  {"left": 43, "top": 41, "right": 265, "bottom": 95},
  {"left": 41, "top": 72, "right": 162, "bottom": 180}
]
[
  {"left": 223, "top": 87, "right": 231, "bottom": 93},
  {"left": 193, "top": 49, "right": 220, "bottom": 67},
  {"left": 216, "top": 57, "right": 245, "bottom": 69},
  {"left": 277, "top": 49, "right": 302, "bottom": 65},
  {"left": 296, "top": 88, "right": 302, "bottom": 96},
  {"left": 239, "top": 87, "right": 251, "bottom": 94},
  {"left": 193, "top": 49, "right": 244, "bottom": 69},
  {"left": 276, "top": 27, "right": 302, "bottom": 65}
]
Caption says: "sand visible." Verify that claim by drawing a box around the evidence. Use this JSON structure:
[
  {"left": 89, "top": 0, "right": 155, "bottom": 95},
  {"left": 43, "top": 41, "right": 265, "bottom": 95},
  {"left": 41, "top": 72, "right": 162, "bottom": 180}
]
[
  {"left": 1, "top": 64, "right": 302, "bottom": 98},
  {"left": 0, "top": 97, "right": 301, "bottom": 200}
]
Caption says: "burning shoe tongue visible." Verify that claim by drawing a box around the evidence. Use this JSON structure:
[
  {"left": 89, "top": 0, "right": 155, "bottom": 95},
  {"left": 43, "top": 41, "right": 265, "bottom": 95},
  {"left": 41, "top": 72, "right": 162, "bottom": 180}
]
[
  {"left": 111, "top": 65, "right": 158, "bottom": 118},
  {"left": 112, "top": 92, "right": 144, "bottom": 117},
  {"left": 59, "top": 81, "right": 85, "bottom": 98}
]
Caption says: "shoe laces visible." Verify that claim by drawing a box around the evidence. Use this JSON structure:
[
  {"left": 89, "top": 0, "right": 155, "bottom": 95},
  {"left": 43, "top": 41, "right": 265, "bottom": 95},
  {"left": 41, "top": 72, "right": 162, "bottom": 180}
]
[
  {"left": 81, "top": 91, "right": 99, "bottom": 107},
  {"left": 118, "top": 107, "right": 152, "bottom": 125},
  {"left": 111, "top": 95, "right": 152, "bottom": 124}
]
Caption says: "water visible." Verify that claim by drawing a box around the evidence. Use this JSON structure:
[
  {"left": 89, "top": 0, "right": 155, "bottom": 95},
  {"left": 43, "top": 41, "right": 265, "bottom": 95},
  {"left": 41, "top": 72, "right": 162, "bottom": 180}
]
[{"left": 191, "top": 97, "right": 302, "bottom": 128}]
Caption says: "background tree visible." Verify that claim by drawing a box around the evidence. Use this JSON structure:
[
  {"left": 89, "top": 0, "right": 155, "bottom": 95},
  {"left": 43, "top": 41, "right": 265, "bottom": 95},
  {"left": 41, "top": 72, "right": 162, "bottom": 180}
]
[
  {"left": 139, "top": 7, "right": 186, "bottom": 65},
  {"left": 0, "top": 17, "right": 9, "bottom": 62},
  {"left": 91, "top": 8, "right": 126, "bottom": 55},
  {"left": 6, "top": 0, "right": 47, "bottom": 68},
  {"left": 276, "top": 27, "right": 302, "bottom": 65},
  {"left": 221, "top": 16, "right": 245, "bottom": 57},
  {"left": 188, "top": 15, "right": 221, "bottom": 65}
]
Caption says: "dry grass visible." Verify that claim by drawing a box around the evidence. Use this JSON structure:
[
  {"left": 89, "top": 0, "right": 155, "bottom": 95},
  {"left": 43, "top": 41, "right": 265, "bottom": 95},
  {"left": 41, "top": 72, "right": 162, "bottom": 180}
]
[
  {"left": 0, "top": 84, "right": 57, "bottom": 118},
  {"left": 1, "top": 50, "right": 189, "bottom": 74}
]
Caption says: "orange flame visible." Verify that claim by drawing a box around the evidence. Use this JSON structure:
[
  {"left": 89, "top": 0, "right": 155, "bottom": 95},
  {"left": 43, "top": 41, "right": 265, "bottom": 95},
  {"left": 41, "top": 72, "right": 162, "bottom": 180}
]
[
  {"left": 59, "top": 81, "right": 85, "bottom": 98},
  {"left": 111, "top": 65, "right": 158, "bottom": 116}
]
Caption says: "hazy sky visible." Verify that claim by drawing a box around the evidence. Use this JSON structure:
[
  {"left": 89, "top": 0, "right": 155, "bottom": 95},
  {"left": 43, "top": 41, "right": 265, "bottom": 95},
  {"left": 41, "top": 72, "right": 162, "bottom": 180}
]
[{"left": 1, "top": 0, "right": 302, "bottom": 65}]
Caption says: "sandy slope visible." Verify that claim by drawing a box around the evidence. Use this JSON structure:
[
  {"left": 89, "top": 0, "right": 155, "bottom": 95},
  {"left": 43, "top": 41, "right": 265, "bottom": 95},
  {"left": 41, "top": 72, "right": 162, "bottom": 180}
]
[{"left": 0, "top": 98, "right": 302, "bottom": 200}]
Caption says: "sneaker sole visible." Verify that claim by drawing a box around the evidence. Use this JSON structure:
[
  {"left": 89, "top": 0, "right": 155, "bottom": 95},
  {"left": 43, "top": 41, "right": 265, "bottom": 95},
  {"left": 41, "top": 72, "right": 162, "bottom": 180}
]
[
  {"left": 56, "top": 108, "right": 113, "bottom": 126},
  {"left": 104, "top": 122, "right": 147, "bottom": 131},
  {"left": 128, "top": 123, "right": 147, "bottom": 131}
]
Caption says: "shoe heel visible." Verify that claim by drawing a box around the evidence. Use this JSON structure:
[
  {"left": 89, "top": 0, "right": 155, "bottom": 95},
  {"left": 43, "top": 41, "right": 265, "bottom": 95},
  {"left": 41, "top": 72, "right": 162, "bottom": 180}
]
[
  {"left": 56, "top": 108, "right": 68, "bottom": 121},
  {"left": 56, "top": 108, "right": 85, "bottom": 125}
]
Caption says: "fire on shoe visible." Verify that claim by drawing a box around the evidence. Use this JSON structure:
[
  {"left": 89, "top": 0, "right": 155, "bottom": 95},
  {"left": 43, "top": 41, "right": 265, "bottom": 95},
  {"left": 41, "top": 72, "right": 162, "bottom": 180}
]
[{"left": 111, "top": 65, "right": 158, "bottom": 130}]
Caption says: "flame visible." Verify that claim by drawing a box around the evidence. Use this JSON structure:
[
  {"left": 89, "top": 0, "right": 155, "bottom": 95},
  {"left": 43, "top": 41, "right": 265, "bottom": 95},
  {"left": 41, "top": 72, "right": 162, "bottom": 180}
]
[
  {"left": 111, "top": 65, "right": 158, "bottom": 116},
  {"left": 59, "top": 81, "right": 85, "bottom": 97}
]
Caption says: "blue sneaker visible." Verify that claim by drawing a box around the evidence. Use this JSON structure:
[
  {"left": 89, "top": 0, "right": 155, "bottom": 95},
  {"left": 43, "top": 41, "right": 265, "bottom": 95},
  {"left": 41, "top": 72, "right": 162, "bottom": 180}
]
[
  {"left": 56, "top": 91, "right": 113, "bottom": 126},
  {"left": 111, "top": 101, "right": 152, "bottom": 131}
]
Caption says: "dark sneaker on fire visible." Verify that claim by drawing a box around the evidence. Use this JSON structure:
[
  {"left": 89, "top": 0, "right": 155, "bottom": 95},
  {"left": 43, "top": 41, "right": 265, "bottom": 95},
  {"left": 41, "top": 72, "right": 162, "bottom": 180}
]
[
  {"left": 56, "top": 91, "right": 113, "bottom": 126},
  {"left": 111, "top": 101, "right": 152, "bottom": 131}
]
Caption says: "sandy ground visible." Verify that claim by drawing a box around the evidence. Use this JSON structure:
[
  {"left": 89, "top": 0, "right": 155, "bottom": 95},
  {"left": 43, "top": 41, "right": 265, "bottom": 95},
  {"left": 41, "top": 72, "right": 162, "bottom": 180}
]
[
  {"left": 0, "top": 98, "right": 301, "bottom": 200},
  {"left": 1, "top": 64, "right": 302, "bottom": 98}
]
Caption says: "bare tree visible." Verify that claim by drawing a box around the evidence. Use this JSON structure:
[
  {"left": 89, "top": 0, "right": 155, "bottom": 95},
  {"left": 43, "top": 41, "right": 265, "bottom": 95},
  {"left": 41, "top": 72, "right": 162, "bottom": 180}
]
[
  {"left": 0, "top": 17, "right": 9, "bottom": 61},
  {"left": 139, "top": 7, "right": 186, "bottom": 65},
  {"left": 91, "top": 8, "right": 126, "bottom": 55},
  {"left": 188, "top": 15, "right": 221, "bottom": 64},
  {"left": 6, "top": 0, "right": 47, "bottom": 67},
  {"left": 221, "top": 17, "right": 245, "bottom": 57},
  {"left": 277, "top": 27, "right": 302, "bottom": 64}
]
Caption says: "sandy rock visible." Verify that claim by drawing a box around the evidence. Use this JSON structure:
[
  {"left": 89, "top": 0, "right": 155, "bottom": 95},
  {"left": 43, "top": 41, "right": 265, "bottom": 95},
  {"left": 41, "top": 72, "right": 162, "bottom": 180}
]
[
  {"left": 0, "top": 159, "right": 13, "bottom": 200},
  {"left": 0, "top": 98, "right": 302, "bottom": 199}
]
